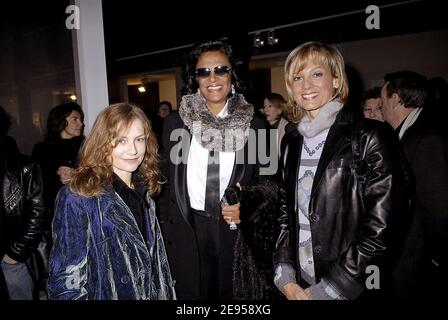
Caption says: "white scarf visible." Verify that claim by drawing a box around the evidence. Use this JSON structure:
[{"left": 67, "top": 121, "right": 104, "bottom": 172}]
[{"left": 398, "top": 107, "right": 422, "bottom": 140}]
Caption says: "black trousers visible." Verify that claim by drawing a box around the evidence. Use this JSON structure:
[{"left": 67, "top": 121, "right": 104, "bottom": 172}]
[{"left": 192, "top": 209, "right": 237, "bottom": 300}]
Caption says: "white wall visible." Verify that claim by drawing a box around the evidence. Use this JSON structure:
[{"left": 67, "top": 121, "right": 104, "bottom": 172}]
[
  {"left": 270, "top": 66, "right": 287, "bottom": 99},
  {"left": 340, "top": 30, "right": 448, "bottom": 89},
  {"left": 72, "top": 0, "right": 109, "bottom": 134}
]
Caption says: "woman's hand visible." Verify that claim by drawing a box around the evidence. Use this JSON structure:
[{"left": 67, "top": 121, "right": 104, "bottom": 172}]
[
  {"left": 2, "top": 254, "right": 18, "bottom": 265},
  {"left": 282, "top": 282, "right": 311, "bottom": 300},
  {"left": 304, "top": 287, "right": 312, "bottom": 299},
  {"left": 221, "top": 202, "right": 241, "bottom": 225},
  {"left": 57, "top": 166, "right": 74, "bottom": 184},
  {"left": 221, "top": 182, "right": 242, "bottom": 225}
]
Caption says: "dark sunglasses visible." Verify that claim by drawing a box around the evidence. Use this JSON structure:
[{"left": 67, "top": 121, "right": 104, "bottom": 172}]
[{"left": 195, "top": 65, "right": 232, "bottom": 78}]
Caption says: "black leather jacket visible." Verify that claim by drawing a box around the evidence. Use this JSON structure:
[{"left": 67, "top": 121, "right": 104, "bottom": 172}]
[
  {"left": 0, "top": 152, "right": 46, "bottom": 263},
  {"left": 274, "top": 108, "right": 412, "bottom": 299}
]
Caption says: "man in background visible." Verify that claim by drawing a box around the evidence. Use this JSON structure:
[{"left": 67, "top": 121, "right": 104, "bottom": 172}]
[{"left": 381, "top": 70, "right": 448, "bottom": 300}]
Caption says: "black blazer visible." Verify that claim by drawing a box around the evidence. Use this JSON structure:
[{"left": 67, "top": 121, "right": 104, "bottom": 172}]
[
  {"left": 158, "top": 112, "right": 267, "bottom": 299},
  {"left": 395, "top": 110, "right": 448, "bottom": 294},
  {"left": 274, "top": 107, "right": 411, "bottom": 299}
]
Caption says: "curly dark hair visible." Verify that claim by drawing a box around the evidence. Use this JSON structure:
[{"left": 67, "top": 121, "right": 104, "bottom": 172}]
[
  {"left": 182, "top": 40, "right": 244, "bottom": 95},
  {"left": 361, "top": 87, "right": 382, "bottom": 107},
  {"left": 46, "top": 102, "right": 84, "bottom": 141}
]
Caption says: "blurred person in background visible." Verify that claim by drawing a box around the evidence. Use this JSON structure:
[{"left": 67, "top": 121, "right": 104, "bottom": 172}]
[{"left": 361, "top": 87, "right": 384, "bottom": 122}]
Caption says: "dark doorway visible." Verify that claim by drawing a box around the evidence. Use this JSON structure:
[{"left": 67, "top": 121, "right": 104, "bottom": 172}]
[
  {"left": 128, "top": 82, "right": 160, "bottom": 114},
  {"left": 247, "top": 69, "right": 271, "bottom": 110}
]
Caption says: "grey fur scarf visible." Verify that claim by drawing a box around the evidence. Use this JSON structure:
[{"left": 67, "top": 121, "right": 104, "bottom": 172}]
[
  {"left": 179, "top": 92, "right": 254, "bottom": 152},
  {"left": 297, "top": 100, "right": 344, "bottom": 138}
]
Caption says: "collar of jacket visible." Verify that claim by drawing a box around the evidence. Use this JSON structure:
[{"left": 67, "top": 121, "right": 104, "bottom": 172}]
[
  {"left": 172, "top": 118, "right": 260, "bottom": 229},
  {"left": 284, "top": 106, "right": 354, "bottom": 196},
  {"left": 312, "top": 107, "right": 354, "bottom": 193}
]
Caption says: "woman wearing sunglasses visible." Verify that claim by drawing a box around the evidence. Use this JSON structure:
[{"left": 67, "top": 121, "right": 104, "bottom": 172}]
[{"left": 158, "top": 41, "right": 281, "bottom": 300}]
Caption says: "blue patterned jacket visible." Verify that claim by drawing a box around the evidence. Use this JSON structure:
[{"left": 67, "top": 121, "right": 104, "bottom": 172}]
[{"left": 47, "top": 185, "right": 176, "bottom": 300}]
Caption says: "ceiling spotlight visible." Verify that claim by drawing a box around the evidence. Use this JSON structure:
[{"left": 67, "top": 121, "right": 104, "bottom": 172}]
[
  {"left": 267, "top": 30, "right": 279, "bottom": 45},
  {"left": 70, "top": 95, "right": 77, "bottom": 101},
  {"left": 253, "top": 33, "right": 264, "bottom": 48},
  {"left": 138, "top": 86, "right": 146, "bottom": 93}
]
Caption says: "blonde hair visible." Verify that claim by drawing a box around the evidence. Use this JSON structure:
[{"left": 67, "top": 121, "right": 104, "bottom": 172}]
[
  {"left": 284, "top": 41, "right": 349, "bottom": 122},
  {"left": 69, "top": 103, "right": 161, "bottom": 197}
]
